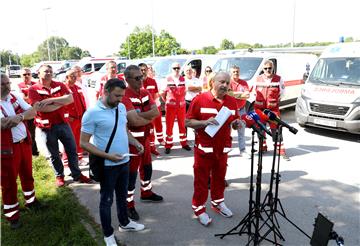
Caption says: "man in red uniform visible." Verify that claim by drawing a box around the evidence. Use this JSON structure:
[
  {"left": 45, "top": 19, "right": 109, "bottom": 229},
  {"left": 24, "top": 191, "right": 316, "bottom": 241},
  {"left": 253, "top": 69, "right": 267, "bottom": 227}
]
[
  {"left": 186, "top": 71, "right": 241, "bottom": 226},
  {"left": 62, "top": 69, "right": 87, "bottom": 165},
  {"left": 28, "top": 65, "right": 91, "bottom": 187},
  {"left": 139, "top": 63, "right": 164, "bottom": 156},
  {"left": 161, "top": 62, "right": 191, "bottom": 154},
  {"left": 17, "top": 68, "right": 39, "bottom": 156},
  {"left": 122, "top": 65, "right": 163, "bottom": 221},
  {"left": 95, "top": 61, "right": 123, "bottom": 99},
  {"left": 228, "top": 65, "right": 250, "bottom": 157},
  {"left": 73, "top": 65, "right": 91, "bottom": 108},
  {"left": 254, "top": 60, "right": 290, "bottom": 160},
  {"left": 1, "top": 74, "right": 41, "bottom": 229}
]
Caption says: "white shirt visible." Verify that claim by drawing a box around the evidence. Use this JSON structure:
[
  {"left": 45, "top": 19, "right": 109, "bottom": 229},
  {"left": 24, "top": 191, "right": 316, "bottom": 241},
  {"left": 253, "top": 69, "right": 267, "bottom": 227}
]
[
  {"left": 0, "top": 92, "right": 31, "bottom": 142},
  {"left": 185, "top": 77, "right": 202, "bottom": 101}
]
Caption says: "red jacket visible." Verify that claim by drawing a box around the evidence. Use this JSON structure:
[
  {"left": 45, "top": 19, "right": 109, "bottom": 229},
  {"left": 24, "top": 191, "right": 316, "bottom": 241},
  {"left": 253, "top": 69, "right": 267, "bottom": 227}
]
[
  {"left": 163, "top": 75, "right": 186, "bottom": 107},
  {"left": 254, "top": 74, "right": 281, "bottom": 110},
  {"left": 66, "top": 83, "right": 86, "bottom": 119}
]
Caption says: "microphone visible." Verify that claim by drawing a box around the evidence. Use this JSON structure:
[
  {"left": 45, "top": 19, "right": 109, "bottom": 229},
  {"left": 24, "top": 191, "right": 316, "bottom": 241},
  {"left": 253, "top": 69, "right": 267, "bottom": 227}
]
[
  {"left": 240, "top": 114, "right": 266, "bottom": 139},
  {"left": 255, "top": 109, "right": 270, "bottom": 123},
  {"left": 248, "top": 111, "right": 273, "bottom": 136},
  {"left": 263, "top": 109, "right": 298, "bottom": 135}
]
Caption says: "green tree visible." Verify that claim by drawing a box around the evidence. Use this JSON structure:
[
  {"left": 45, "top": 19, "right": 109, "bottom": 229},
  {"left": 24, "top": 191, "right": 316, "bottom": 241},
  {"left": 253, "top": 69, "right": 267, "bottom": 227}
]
[
  {"left": 197, "top": 46, "right": 218, "bottom": 54},
  {"left": 118, "top": 26, "right": 185, "bottom": 58},
  {"left": 61, "top": 46, "right": 83, "bottom": 60},
  {"left": 235, "top": 43, "right": 252, "bottom": 49},
  {"left": 0, "top": 50, "right": 20, "bottom": 66},
  {"left": 220, "top": 39, "right": 235, "bottom": 50}
]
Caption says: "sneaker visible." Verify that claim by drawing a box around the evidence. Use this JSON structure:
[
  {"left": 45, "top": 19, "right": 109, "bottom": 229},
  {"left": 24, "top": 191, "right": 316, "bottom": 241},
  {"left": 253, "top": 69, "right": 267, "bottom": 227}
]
[
  {"left": 182, "top": 145, "right": 191, "bottom": 151},
  {"left": 211, "top": 202, "right": 233, "bottom": 218},
  {"left": 104, "top": 234, "right": 117, "bottom": 246},
  {"left": 10, "top": 219, "right": 22, "bottom": 229},
  {"left": 281, "top": 153, "right": 291, "bottom": 161},
  {"left": 127, "top": 207, "right": 140, "bottom": 221},
  {"left": 239, "top": 149, "right": 251, "bottom": 158},
  {"left": 119, "top": 220, "right": 145, "bottom": 232},
  {"left": 197, "top": 212, "right": 212, "bottom": 226},
  {"left": 151, "top": 148, "right": 160, "bottom": 156},
  {"left": 56, "top": 176, "right": 65, "bottom": 187},
  {"left": 140, "top": 193, "right": 163, "bottom": 203},
  {"left": 75, "top": 174, "right": 92, "bottom": 183},
  {"left": 165, "top": 148, "right": 171, "bottom": 154}
]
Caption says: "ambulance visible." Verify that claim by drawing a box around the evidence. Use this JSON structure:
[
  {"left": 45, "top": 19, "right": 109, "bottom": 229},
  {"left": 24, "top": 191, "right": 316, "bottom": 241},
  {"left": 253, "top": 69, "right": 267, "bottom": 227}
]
[
  {"left": 295, "top": 42, "right": 360, "bottom": 134},
  {"left": 212, "top": 51, "right": 318, "bottom": 110}
]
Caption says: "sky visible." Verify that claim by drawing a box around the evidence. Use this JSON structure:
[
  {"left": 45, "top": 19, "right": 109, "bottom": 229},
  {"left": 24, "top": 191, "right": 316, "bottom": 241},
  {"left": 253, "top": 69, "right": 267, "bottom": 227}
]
[{"left": 1, "top": 0, "right": 359, "bottom": 57}]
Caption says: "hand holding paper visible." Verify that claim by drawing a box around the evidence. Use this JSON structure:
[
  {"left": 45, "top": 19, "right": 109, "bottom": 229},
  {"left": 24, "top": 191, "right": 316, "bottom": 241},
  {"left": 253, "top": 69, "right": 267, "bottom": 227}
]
[{"left": 204, "top": 106, "right": 232, "bottom": 137}]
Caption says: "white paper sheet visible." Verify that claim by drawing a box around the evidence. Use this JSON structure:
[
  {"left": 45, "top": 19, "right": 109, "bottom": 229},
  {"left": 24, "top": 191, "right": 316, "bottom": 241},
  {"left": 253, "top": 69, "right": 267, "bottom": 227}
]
[
  {"left": 122, "top": 153, "right": 138, "bottom": 157},
  {"left": 204, "top": 106, "right": 232, "bottom": 137}
]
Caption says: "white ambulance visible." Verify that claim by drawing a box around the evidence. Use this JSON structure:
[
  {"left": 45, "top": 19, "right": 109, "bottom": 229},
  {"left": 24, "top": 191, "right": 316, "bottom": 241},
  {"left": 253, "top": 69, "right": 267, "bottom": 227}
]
[
  {"left": 212, "top": 51, "right": 318, "bottom": 110},
  {"left": 295, "top": 42, "right": 360, "bottom": 134}
]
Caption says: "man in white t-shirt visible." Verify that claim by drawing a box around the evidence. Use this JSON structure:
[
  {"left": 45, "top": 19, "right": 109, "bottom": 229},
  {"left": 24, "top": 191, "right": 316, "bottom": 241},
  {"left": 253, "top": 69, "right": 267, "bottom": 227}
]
[{"left": 184, "top": 66, "right": 202, "bottom": 111}]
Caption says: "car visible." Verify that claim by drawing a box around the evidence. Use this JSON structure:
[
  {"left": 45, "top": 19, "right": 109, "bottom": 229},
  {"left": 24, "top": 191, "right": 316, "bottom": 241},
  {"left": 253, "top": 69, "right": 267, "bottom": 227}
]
[{"left": 6, "top": 65, "right": 22, "bottom": 78}]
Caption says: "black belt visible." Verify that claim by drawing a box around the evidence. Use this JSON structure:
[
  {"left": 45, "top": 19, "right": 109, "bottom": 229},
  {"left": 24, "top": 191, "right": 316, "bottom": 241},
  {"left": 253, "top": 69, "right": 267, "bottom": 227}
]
[{"left": 14, "top": 137, "right": 27, "bottom": 144}]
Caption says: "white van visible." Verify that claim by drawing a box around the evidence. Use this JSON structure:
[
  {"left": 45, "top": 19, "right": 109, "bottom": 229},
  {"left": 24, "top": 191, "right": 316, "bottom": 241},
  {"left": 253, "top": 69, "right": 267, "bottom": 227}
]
[
  {"left": 295, "top": 42, "right": 360, "bottom": 134},
  {"left": 152, "top": 54, "right": 220, "bottom": 90},
  {"left": 6, "top": 65, "right": 22, "bottom": 78},
  {"left": 212, "top": 51, "right": 318, "bottom": 110}
]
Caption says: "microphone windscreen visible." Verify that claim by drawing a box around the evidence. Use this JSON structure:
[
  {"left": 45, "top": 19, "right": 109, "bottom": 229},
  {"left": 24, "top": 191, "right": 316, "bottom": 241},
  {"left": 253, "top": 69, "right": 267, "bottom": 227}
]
[{"left": 255, "top": 109, "right": 269, "bottom": 123}]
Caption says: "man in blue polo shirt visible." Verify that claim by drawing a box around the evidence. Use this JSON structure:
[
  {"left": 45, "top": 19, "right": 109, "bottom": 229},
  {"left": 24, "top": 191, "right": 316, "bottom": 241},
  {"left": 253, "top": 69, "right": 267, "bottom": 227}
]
[{"left": 80, "top": 78, "right": 147, "bottom": 246}]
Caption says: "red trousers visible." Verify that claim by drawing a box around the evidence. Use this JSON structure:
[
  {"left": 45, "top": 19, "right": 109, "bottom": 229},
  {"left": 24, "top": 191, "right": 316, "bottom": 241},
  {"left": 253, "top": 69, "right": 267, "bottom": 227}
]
[
  {"left": 149, "top": 106, "right": 164, "bottom": 148},
  {"left": 1, "top": 141, "right": 35, "bottom": 221},
  {"left": 192, "top": 148, "right": 228, "bottom": 216},
  {"left": 165, "top": 105, "right": 187, "bottom": 149},
  {"left": 127, "top": 137, "right": 153, "bottom": 208},
  {"left": 62, "top": 118, "right": 83, "bottom": 163}
]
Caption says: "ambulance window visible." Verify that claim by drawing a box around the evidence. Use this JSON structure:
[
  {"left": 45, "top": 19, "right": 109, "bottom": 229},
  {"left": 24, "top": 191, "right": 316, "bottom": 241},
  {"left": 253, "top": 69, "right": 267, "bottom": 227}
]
[
  {"left": 95, "top": 63, "right": 105, "bottom": 71},
  {"left": 82, "top": 63, "right": 92, "bottom": 73}
]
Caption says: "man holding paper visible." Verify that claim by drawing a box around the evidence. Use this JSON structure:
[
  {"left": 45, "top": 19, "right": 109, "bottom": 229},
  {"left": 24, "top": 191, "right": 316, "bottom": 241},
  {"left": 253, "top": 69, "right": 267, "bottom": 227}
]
[{"left": 185, "top": 71, "right": 241, "bottom": 227}]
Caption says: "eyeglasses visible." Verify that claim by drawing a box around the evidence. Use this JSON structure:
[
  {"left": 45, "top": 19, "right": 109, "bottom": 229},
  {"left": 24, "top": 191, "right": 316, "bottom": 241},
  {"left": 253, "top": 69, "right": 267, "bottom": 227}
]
[
  {"left": 172, "top": 67, "right": 180, "bottom": 70},
  {"left": 22, "top": 73, "right": 31, "bottom": 76},
  {"left": 263, "top": 67, "right": 273, "bottom": 70},
  {"left": 129, "top": 75, "right": 143, "bottom": 81},
  {"left": 205, "top": 70, "right": 212, "bottom": 73}
]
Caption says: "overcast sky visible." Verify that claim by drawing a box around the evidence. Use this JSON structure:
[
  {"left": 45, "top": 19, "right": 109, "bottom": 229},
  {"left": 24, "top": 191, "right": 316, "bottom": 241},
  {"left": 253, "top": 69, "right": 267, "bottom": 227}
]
[{"left": 1, "top": 0, "right": 359, "bottom": 57}]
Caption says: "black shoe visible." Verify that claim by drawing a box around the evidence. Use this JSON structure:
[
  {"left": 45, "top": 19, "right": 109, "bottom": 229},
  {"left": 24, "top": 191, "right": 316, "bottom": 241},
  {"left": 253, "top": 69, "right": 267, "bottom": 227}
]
[
  {"left": 182, "top": 145, "right": 191, "bottom": 151},
  {"left": 32, "top": 151, "right": 39, "bottom": 156},
  {"left": 140, "top": 193, "right": 163, "bottom": 203},
  {"left": 165, "top": 148, "right": 171, "bottom": 154},
  {"left": 127, "top": 207, "right": 140, "bottom": 221},
  {"left": 26, "top": 200, "right": 46, "bottom": 211},
  {"left": 10, "top": 219, "right": 22, "bottom": 229}
]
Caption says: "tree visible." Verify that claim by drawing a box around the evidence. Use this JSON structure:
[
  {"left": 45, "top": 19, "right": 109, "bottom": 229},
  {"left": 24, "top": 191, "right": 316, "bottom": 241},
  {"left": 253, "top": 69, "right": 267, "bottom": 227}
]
[
  {"left": 197, "top": 46, "right": 218, "bottom": 54},
  {"left": 235, "top": 43, "right": 252, "bottom": 49},
  {"left": 61, "top": 46, "right": 83, "bottom": 60},
  {"left": 118, "top": 26, "right": 185, "bottom": 58},
  {"left": 0, "top": 50, "right": 20, "bottom": 66},
  {"left": 220, "top": 39, "right": 235, "bottom": 50}
]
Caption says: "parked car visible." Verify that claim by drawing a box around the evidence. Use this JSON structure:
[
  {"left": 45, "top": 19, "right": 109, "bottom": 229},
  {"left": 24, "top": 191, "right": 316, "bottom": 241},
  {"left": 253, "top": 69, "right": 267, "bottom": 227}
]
[{"left": 6, "top": 65, "right": 22, "bottom": 78}]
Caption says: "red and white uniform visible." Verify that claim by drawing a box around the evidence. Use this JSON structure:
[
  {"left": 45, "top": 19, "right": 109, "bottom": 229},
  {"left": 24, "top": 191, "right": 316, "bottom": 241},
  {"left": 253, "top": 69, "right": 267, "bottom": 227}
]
[
  {"left": 1, "top": 93, "right": 36, "bottom": 222},
  {"left": 63, "top": 83, "right": 87, "bottom": 162},
  {"left": 229, "top": 78, "right": 250, "bottom": 110},
  {"left": 122, "top": 87, "right": 156, "bottom": 208},
  {"left": 143, "top": 77, "right": 164, "bottom": 146},
  {"left": 95, "top": 74, "right": 124, "bottom": 99},
  {"left": 18, "top": 81, "right": 37, "bottom": 104},
  {"left": 163, "top": 75, "right": 188, "bottom": 148},
  {"left": 28, "top": 81, "right": 71, "bottom": 128},
  {"left": 186, "top": 92, "right": 239, "bottom": 216},
  {"left": 254, "top": 74, "right": 286, "bottom": 153}
]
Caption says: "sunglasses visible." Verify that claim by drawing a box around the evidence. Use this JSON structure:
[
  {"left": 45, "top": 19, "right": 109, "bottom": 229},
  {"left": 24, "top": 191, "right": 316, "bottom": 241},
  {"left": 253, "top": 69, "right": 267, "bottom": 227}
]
[
  {"left": 22, "top": 73, "right": 31, "bottom": 76},
  {"left": 205, "top": 70, "right": 212, "bottom": 73},
  {"left": 129, "top": 75, "right": 143, "bottom": 81},
  {"left": 172, "top": 67, "right": 180, "bottom": 70},
  {"left": 263, "top": 67, "right": 273, "bottom": 70}
]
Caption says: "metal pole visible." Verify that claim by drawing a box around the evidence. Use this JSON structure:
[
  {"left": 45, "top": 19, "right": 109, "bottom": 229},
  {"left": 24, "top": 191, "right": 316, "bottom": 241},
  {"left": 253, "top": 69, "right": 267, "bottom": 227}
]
[
  {"left": 151, "top": 0, "right": 155, "bottom": 57},
  {"left": 291, "top": 0, "right": 296, "bottom": 48},
  {"left": 43, "top": 7, "right": 51, "bottom": 61}
]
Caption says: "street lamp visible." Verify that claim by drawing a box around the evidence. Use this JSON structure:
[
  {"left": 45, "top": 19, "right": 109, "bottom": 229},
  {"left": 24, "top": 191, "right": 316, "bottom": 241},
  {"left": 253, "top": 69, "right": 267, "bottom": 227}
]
[
  {"left": 151, "top": 0, "right": 155, "bottom": 57},
  {"left": 43, "top": 7, "right": 51, "bottom": 61},
  {"left": 291, "top": 0, "right": 296, "bottom": 48},
  {"left": 124, "top": 23, "right": 130, "bottom": 59}
]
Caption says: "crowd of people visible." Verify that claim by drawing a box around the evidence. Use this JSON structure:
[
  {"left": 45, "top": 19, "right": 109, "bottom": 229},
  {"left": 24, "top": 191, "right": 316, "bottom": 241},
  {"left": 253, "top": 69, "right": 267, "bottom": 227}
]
[{"left": 1, "top": 60, "right": 289, "bottom": 245}]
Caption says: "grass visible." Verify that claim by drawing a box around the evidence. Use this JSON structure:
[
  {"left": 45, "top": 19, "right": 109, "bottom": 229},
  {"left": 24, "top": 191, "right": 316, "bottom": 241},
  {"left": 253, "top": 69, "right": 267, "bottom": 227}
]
[{"left": 1, "top": 156, "right": 104, "bottom": 246}]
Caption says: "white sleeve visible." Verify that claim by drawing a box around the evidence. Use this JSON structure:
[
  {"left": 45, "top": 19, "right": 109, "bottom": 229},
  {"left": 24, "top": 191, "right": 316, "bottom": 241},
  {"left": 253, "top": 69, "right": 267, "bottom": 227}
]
[
  {"left": 279, "top": 78, "right": 285, "bottom": 99},
  {"left": 14, "top": 92, "right": 31, "bottom": 111}
]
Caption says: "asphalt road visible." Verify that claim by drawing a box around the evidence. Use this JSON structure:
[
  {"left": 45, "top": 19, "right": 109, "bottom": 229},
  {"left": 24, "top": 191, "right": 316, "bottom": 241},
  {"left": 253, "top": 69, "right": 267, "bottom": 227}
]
[{"left": 8, "top": 78, "right": 360, "bottom": 245}]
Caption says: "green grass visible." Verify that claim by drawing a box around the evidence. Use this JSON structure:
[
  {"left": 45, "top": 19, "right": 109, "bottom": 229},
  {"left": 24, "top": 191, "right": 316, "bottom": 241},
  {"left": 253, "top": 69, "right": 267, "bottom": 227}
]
[{"left": 1, "top": 156, "right": 104, "bottom": 246}]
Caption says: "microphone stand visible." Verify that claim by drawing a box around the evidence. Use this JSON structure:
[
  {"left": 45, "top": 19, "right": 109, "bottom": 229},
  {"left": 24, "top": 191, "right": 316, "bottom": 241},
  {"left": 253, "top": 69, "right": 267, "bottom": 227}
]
[
  {"left": 261, "top": 125, "right": 311, "bottom": 242},
  {"left": 215, "top": 130, "right": 278, "bottom": 245}
]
